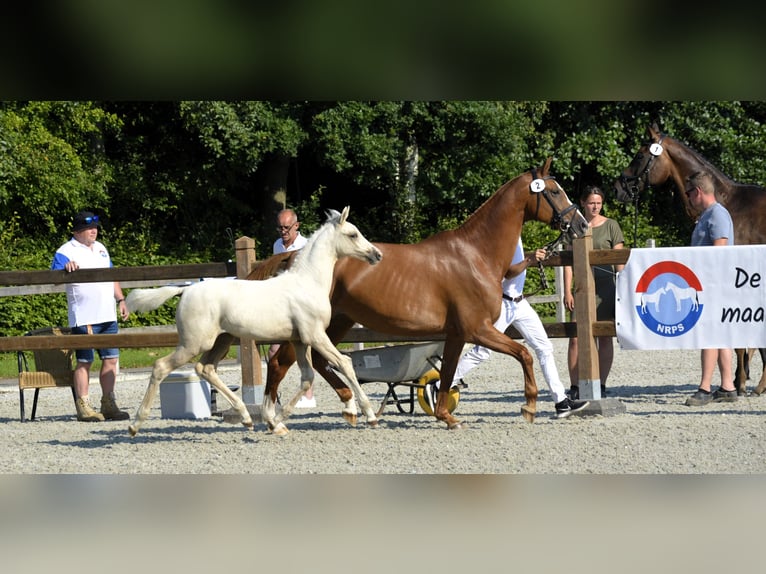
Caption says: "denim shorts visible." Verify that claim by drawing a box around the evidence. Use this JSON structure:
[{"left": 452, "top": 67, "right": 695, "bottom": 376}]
[{"left": 71, "top": 321, "right": 119, "bottom": 363}]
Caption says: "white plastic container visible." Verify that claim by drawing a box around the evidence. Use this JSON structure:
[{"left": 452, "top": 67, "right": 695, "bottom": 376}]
[{"left": 160, "top": 369, "right": 212, "bottom": 419}]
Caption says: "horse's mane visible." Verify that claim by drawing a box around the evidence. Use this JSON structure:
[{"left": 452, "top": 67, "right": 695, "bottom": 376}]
[
  {"left": 663, "top": 133, "right": 738, "bottom": 187},
  {"left": 246, "top": 251, "right": 297, "bottom": 281},
  {"left": 288, "top": 209, "right": 342, "bottom": 274},
  {"left": 456, "top": 176, "right": 521, "bottom": 238},
  {"left": 245, "top": 209, "right": 344, "bottom": 281}
]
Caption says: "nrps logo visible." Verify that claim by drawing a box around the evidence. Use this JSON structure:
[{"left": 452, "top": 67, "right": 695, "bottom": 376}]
[{"left": 634, "top": 261, "right": 703, "bottom": 337}]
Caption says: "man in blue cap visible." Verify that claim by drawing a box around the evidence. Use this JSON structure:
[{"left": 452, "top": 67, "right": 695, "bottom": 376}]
[{"left": 51, "top": 210, "right": 131, "bottom": 422}]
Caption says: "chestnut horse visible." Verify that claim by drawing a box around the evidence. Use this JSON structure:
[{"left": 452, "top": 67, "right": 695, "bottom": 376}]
[
  {"left": 613, "top": 122, "right": 766, "bottom": 395},
  {"left": 229, "top": 158, "right": 588, "bottom": 431}
]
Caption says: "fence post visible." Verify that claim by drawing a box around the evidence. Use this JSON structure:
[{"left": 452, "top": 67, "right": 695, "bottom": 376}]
[
  {"left": 572, "top": 230, "right": 601, "bottom": 400},
  {"left": 555, "top": 244, "right": 566, "bottom": 323},
  {"left": 235, "top": 237, "right": 263, "bottom": 404}
]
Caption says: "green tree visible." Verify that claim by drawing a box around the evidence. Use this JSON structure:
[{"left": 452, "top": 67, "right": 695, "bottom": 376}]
[{"left": 0, "top": 101, "right": 119, "bottom": 239}]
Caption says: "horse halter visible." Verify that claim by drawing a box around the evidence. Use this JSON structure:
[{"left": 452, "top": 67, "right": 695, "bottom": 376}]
[
  {"left": 529, "top": 168, "right": 579, "bottom": 235},
  {"left": 617, "top": 135, "right": 665, "bottom": 202},
  {"left": 528, "top": 168, "right": 578, "bottom": 291}
]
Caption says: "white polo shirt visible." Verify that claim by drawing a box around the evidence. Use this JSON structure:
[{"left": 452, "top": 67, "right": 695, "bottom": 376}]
[
  {"left": 51, "top": 238, "right": 116, "bottom": 327},
  {"left": 273, "top": 232, "right": 308, "bottom": 254}
]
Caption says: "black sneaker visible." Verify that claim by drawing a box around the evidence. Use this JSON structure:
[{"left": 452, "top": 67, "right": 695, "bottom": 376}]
[
  {"left": 685, "top": 389, "right": 712, "bottom": 406},
  {"left": 555, "top": 397, "right": 589, "bottom": 419},
  {"left": 567, "top": 386, "right": 579, "bottom": 400},
  {"left": 712, "top": 387, "right": 738, "bottom": 403}
]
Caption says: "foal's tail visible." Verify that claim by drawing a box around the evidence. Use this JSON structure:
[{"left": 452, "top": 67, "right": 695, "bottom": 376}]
[{"left": 125, "top": 286, "right": 187, "bottom": 313}]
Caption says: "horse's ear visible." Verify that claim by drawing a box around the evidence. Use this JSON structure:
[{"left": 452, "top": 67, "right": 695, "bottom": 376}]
[
  {"left": 649, "top": 122, "right": 661, "bottom": 140},
  {"left": 541, "top": 157, "right": 552, "bottom": 176},
  {"left": 340, "top": 205, "right": 350, "bottom": 224}
]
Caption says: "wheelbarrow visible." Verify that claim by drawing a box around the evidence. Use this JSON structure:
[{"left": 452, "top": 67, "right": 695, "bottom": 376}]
[{"left": 345, "top": 341, "right": 460, "bottom": 417}]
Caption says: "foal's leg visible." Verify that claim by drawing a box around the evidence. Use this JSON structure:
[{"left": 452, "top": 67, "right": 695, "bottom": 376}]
[
  {"left": 266, "top": 320, "right": 360, "bottom": 427},
  {"left": 196, "top": 349, "right": 253, "bottom": 430},
  {"left": 270, "top": 342, "right": 315, "bottom": 436},
  {"left": 310, "top": 334, "right": 378, "bottom": 427},
  {"left": 128, "top": 347, "right": 195, "bottom": 436}
]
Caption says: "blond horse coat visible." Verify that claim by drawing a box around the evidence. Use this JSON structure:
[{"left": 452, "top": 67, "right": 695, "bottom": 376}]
[{"left": 125, "top": 207, "right": 382, "bottom": 436}]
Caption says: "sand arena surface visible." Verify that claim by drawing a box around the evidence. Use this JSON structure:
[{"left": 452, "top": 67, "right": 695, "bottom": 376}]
[{"left": 2, "top": 338, "right": 765, "bottom": 474}]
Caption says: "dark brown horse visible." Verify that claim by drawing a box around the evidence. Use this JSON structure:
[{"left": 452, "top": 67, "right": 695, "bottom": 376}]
[
  {"left": 242, "top": 158, "right": 589, "bottom": 431},
  {"left": 613, "top": 122, "right": 766, "bottom": 395}
]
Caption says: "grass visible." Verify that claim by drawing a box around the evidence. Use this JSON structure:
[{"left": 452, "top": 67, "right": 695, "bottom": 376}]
[
  {"left": 1, "top": 340, "right": 414, "bottom": 380},
  {"left": 1, "top": 346, "right": 240, "bottom": 380}
]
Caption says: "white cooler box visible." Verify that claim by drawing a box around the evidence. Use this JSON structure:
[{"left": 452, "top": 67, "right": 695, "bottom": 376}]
[{"left": 160, "top": 369, "right": 212, "bottom": 419}]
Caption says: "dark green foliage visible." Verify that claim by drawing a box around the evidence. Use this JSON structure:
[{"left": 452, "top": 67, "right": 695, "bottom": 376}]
[{"left": 3, "top": 101, "right": 765, "bottom": 331}]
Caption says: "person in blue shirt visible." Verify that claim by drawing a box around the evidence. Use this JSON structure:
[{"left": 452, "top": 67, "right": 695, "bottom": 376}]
[
  {"left": 684, "top": 171, "right": 738, "bottom": 406},
  {"left": 51, "top": 211, "right": 131, "bottom": 422}
]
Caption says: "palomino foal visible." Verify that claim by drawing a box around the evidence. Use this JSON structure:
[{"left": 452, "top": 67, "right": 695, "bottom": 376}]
[{"left": 125, "top": 207, "right": 382, "bottom": 436}]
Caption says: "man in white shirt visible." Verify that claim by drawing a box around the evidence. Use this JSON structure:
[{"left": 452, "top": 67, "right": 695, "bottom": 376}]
[
  {"left": 51, "top": 211, "right": 130, "bottom": 422},
  {"left": 273, "top": 208, "right": 308, "bottom": 254},
  {"left": 271, "top": 209, "right": 313, "bottom": 407}
]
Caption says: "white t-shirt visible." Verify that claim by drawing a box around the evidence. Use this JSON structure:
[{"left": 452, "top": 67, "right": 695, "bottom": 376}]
[
  {"left": 51, "top": 238, "right": 116, "bottom": 327},
  {"left": 501, "top": 239, "right": 526, "bottom": 299},
  {"left": 273, "top": 232, "right": 308, "bottom": 254}
]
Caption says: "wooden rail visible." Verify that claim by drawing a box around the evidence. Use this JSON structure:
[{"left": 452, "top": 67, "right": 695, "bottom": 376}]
[{"left": 0, "top": 322, "right": 618, "bottom": 353}]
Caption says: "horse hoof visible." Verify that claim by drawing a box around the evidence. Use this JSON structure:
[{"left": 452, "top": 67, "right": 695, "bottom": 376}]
[
  {"left": 367, "top": 419, "right": 379, "bottom": 428},
  {"left": 342, "top": 412, "right": 358, "bottom": 427},
  {"left": 128, "top": 425, "right": 138, "bottom": 437},
  {"left": 272, "top": 423, "right": 289, "bottom": 437},
  {"left": 447, "top": 421, "right": 465, "bottom": 430},
  {"left": 520, "top": 405, "right": 536, "bottom": 423},
  {"left": 242, "top": 420, "right": 254, "bottom": 430}
]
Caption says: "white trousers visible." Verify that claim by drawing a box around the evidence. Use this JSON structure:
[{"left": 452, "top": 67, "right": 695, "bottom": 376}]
[{"left": 453, "top": 297, "right": 567, "bottom": 403}]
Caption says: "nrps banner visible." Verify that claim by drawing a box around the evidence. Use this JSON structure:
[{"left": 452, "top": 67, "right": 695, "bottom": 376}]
[{"left": 615, "top": 245, "right": 766, "bottom": 350}]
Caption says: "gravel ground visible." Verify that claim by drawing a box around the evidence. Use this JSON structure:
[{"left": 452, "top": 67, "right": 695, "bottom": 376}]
[
  {"left": 2, "top": 338, "right": 765, "bottom": 474},
  {"left": 3, "top": 340, "right": 765, "bottom": 574}
]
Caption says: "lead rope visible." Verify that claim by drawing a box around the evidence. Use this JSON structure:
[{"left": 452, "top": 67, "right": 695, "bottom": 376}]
[{"left": 523, "top": 231, "right": 566, "bottom": 297}]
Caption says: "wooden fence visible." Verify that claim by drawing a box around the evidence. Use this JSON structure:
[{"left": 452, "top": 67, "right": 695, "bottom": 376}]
[{"left": 0, "top": 233, "right": 626, "bottom": 396}]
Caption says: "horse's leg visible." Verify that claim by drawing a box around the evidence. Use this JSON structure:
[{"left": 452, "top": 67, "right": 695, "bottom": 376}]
[
  {"left": 750, "top": 348, "right": 766, "bottom": 396},
  {"left": 128, "top": 347, "right": 195, "bottom": 436},
  {"left": 262, "top": 346, "right": 287, "bottom": 433},
  {"left": 195, "top": 349, "right": 253, "bottom": 430},
  {"left": 266, "top": 317, "right": 360, "bottom": 427},
  {"left": 463, "top": 323, "right": 538, "bottom": 424},
  {"left": 734, "top": 348, "right": 749, "bottom": 395},
  {"left": 309, "top": 334, "right": 378, "bottom": 427},
  {"left": 433, "top": 336, "right": 468, "bottom": 430},
  {"left": 264, "top": 342, "right": 296, "bottom": 431},
  {"left": 270, "top": 342, "right": 315, "bottom": 436},
  {"left": 201, "top": 333, "right": 249, "bottom": 413},
  {"left": 311, "top": 351, "right": 359, "bottom": 427},
  {"left": 308, "top": 316, "right": 359, "bottom": 426}
]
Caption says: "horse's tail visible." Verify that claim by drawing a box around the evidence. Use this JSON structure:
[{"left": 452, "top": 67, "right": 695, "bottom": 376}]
[
  {"left": 126, "top": 286, "right": 186, "bottom": 313},
  {"left": 245, "top": 251, "right": 297, "bottom": 281}
]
